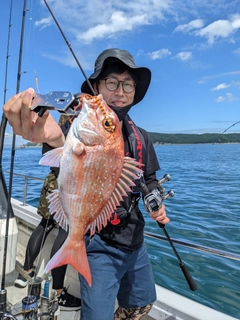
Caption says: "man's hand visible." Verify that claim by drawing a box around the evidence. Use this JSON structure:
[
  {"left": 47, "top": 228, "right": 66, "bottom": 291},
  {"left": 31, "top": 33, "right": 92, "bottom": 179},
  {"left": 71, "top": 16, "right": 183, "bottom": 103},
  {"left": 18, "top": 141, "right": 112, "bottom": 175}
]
[
  {"left": 3, "top": 88, "right": 65, "bottom": 148},
  {"left": 148, "top": 203, "right": 170, "bottom": 225}
]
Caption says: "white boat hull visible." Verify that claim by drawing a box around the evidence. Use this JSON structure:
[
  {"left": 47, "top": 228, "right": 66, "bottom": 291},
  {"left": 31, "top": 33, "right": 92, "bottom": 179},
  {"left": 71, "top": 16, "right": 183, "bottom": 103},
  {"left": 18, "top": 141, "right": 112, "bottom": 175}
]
[{"left": 0, "top": 217, "right": 18, "bottom": 276}]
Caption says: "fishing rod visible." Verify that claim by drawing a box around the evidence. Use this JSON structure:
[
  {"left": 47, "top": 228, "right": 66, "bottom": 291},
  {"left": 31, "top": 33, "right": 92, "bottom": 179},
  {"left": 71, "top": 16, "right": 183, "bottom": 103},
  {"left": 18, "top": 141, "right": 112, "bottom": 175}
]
[
  {"left": 144, "top": 231, "right": 240, "bottom": 262},
  {"left": 213, "top": 120, "right": 240, "bottom": 144},
  {"left": 43, "top": 0, "right": 95, "bottom": 96},
  {"left": 0, "top": 2, "right": 28, "bottom": 319},
  {"left": 0, "top": 2, "right": 15, "bottom": 317},
  {"left": 0, "top": 0, "right": 14, "bottom": 289},
  {"left": 138, "top": 174, "right": 198, "bottom": 291},
  {"left": 1, "top": 0, "right": 28, "bottom": 292},
  {"left": 0, "top": 1, "right": 20, "bottom": 318},
  {"left": 0, "top": 0, "right": 13, "bottom": 162}
]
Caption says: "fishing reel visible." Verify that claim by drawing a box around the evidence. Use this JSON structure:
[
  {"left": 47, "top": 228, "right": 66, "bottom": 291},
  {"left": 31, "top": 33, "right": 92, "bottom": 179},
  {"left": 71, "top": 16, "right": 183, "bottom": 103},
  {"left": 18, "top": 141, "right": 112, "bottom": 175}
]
[
  {"left": 7, "top": 273, "right": 59, "bottom": 320},
  {"left": 140, "top": 174, "right": 174, "bottom": 214}
]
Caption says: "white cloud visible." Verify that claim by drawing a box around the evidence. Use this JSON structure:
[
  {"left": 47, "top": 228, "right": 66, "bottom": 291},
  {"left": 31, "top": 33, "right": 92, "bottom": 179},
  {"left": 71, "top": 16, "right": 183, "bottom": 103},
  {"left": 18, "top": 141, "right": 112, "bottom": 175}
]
[
  {"left": 216, "top": 96, "right": 225, "bottom": 102},
  {"left": 216, "top": 92, "right": 239, "bottom": 102},
  {"left": 226, "top": 92, "right": 239, "bottom": 101},
  {"left": 233, "top": 47, "right": 240, "bottom": 54},
  {"left": 199, "top": 70, "right": 240, "bottom": 83},
  {"left": 174, "top": 19, "right": 204, "bottom": 33},
  {"left": 36, "top": 0, "right": 173, "bottom": 43},
  {"left": 147, "top": 49, "right": 171, "bottom": 60},
  {"left": 34, "top": 17, "right": 53, "bottom": 30},
  {"left": 211, "top": 83, "right": 231, "bottom": 91},
  {"left": 196, "top": 14, "right": 240, "bottom": 44},
  {"left": 175, "top": 51, "right": 192, "bottom": 61},
  {"left": 173, "top": 14, "right": 240, "bottom": 44},
  {"left": 33, "top": 0, "right": 240, "bottom": 70},
  {"left": 77, "top": 11, "right": 147, "bottom": 43},
  {"left": 232, "top": 80, "right": 240, "bottom": 88}
]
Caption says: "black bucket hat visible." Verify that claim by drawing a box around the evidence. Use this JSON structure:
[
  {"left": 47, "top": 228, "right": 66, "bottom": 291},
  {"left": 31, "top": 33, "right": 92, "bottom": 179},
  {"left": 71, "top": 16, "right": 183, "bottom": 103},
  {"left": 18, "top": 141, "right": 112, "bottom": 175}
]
[{"left": 81, "top": 48, "right": 151, "bottom": 106}]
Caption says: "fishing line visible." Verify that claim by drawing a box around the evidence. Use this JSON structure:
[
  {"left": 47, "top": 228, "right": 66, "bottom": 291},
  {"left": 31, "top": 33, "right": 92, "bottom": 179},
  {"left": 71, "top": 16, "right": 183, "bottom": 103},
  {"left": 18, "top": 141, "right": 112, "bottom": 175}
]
[
  {"left": 213, "top": 120, "right": 240, "bottom": 144},
  {"left": 29, "top": 0, "right": 41, "bottom": 93},
  {"left": 43, "top": 0, "right": 95, "bottom": 95}
]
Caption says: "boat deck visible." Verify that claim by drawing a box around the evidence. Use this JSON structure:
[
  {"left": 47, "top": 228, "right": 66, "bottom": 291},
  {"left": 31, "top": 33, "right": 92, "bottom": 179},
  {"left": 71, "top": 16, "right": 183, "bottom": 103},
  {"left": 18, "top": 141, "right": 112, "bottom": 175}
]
[
  {"left": 1, "top": 199, "right": 238, "bottom": 320},
  {"left": 5, "top": 270, "right": 154, "bottom": 320},
  {"left": 2, "top": 203, "right": 155, "bottom": 320}
]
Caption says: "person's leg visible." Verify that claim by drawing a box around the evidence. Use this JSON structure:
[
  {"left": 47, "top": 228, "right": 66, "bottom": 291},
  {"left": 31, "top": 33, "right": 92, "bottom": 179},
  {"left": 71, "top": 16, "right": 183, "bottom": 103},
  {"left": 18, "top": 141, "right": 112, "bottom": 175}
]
[
  {"left": 24, "top": 218, "right": 55, "bottom": 270},
  {"left": 15, "top": 218, "right": 55, "bottom": 288},
  {"left": 79, "top": 234, "right": 127, "bottom": 320},
  {"left": 51, "top": 227, "right": 81, "bottom": 311},
  {"left": 115, "top": 245, "right": 156, "bottom": 320},
  {"left": 51, "top": 226, "right": 68, "bottom": 292},
  {"left": 114, "top": 304, "right": 153, "bottom": 320}
]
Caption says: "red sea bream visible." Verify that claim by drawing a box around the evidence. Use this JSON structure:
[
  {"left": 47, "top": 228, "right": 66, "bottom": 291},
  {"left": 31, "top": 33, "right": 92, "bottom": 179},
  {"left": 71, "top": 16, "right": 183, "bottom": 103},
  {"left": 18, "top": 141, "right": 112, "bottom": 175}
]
[{"left": 39, "top": 94, "right": 142, "bottom": 286}]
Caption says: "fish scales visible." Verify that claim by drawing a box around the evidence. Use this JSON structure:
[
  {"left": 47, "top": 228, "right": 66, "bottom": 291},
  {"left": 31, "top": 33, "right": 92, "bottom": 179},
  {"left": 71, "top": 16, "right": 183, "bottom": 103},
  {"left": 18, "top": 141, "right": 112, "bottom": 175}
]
[{"left": 39, "top": 94, "right": 143, "bottom": 286}]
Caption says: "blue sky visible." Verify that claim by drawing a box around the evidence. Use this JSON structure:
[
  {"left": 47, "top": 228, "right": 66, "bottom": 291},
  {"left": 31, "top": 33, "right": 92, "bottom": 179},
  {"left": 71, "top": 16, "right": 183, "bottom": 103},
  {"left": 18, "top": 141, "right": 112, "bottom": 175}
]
[{"left": 1, "top": 0, "right": 240, "bottom": 145}]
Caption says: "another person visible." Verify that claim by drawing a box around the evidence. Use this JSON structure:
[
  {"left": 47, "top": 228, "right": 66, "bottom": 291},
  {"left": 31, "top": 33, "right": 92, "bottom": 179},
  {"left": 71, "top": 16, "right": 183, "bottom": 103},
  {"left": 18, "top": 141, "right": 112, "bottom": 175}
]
[
  {"left": 3, "top": 48, "right": 170, "bottom": 320},
  {"left": 14, "top": 118, "right": 81, "bottom": 312}
]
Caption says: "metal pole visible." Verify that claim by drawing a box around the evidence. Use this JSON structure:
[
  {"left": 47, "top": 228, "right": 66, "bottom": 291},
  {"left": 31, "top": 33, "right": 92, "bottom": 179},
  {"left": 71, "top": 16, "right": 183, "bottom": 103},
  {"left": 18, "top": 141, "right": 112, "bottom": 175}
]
[
  {"left": 144, "top": 231, "right": 240, "bottom": 261},
  {"left": 23, "top": 177, "right": 28, "bottom": 206}
]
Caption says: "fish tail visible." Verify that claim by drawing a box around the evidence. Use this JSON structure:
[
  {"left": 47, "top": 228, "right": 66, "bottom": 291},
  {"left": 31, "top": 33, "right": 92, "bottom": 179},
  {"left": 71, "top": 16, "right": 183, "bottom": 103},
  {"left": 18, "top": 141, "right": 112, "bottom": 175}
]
[{"left": 44, "top": 240, "right": 92, "bottom": 287}]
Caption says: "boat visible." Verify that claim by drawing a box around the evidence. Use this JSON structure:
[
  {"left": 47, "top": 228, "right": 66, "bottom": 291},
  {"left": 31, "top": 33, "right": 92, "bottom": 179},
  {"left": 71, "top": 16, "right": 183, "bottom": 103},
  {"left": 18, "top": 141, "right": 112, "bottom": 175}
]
[{"left": 0, "top": 172, "right": 238, "bottom": 320}]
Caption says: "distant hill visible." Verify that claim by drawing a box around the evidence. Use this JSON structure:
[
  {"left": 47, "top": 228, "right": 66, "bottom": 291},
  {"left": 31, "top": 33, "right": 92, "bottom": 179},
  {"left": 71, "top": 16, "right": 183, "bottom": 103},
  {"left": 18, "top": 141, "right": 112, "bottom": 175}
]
[
  {"left": 148, "top": 133, "right": 240, "bottom": 144},
  {"left": 18, "top": 133, "right": 240, "bottom": 147},
  {"left": 20, "top": 142, "right": 42, "bottom": 148}
]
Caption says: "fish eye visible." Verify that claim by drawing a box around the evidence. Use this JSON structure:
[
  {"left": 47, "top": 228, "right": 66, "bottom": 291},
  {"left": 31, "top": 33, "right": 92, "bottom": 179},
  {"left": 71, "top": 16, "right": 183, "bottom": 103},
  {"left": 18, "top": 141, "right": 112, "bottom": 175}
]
[{"left": 102, "top": 119, "right": 115, "bottom": 132}]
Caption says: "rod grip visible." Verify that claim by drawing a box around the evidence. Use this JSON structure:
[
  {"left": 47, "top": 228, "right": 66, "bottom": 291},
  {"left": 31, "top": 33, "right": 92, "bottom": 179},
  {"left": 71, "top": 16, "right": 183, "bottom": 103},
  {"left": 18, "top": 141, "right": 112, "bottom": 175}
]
[
  {"left": 180, "top": 263, "right": 198, "bottom": 291},
  {"left": 157, "top": 221, "right": 165, "bottom": 228}
]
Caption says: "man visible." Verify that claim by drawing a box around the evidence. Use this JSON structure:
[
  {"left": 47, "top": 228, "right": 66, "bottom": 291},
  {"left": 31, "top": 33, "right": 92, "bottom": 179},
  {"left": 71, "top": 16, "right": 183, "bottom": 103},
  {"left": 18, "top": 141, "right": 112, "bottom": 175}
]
[{"left": 3, "top": 48, "right": 169, "bottom": 320}]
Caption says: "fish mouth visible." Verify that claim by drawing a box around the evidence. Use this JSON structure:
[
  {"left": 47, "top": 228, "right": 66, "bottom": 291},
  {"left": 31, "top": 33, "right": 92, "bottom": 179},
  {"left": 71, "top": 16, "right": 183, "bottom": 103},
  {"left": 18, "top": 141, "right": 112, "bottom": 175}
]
[
  {"left": 72, "top": 120, "right": 98, "bottom": 142},
  {"left": 80, "top": 127, "right": 98, "bottom": 135}
]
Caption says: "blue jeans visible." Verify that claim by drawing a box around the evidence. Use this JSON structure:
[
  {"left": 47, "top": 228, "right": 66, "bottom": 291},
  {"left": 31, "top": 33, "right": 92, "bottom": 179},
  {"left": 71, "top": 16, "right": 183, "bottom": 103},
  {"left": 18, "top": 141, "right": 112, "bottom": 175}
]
[{"left": 79, "top": 234, "right": 156, "bottom": 320}]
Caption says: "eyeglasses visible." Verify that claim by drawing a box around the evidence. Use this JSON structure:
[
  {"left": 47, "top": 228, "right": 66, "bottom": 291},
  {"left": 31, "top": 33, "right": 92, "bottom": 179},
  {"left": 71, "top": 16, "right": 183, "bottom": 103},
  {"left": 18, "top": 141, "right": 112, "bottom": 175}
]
[{"left": 103, "top": 77, "right": 136, "bottom": 93}]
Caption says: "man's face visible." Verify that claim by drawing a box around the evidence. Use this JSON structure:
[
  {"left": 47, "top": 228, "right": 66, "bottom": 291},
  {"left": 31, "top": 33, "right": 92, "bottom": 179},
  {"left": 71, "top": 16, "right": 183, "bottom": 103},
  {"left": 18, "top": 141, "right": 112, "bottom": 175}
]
[{"left": 94, "top": 71, "right": 135, "bottom": 108}]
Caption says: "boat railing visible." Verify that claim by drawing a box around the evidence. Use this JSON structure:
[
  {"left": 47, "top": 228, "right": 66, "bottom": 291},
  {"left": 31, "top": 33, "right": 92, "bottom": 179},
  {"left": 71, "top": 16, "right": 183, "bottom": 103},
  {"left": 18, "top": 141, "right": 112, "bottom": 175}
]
[
  {"left": 3, "top": 171, "right": 240, "bottom": 263},
  {"left": 3, "top": 171, "right": 45, "bottom": 206},
  {"left": 144, "top": 231, "right": 240, "bottom": 262}
]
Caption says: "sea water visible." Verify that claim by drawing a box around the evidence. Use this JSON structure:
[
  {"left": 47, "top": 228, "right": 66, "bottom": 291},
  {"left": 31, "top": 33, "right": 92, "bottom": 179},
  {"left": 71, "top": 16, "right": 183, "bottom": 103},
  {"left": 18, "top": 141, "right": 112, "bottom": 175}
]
[{"left": 2, "top": 144, "right": 240, "bottom": 318}]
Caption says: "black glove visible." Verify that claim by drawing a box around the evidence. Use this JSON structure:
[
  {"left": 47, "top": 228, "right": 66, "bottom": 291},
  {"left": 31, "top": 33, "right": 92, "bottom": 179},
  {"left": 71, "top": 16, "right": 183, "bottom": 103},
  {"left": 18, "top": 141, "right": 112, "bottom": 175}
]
[{"left": 113, "top": 206, "right": 128, "bottom": 219}]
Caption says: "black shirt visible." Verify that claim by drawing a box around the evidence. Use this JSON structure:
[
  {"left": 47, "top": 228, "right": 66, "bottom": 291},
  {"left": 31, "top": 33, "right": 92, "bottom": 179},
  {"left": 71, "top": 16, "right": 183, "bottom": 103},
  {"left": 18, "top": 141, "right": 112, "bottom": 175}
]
[
  {"left": 42, "top": 120, "right": 161, "bottom": 250},
  {"left": 99, "top": 125, "right": 160, "bottom": 250}
]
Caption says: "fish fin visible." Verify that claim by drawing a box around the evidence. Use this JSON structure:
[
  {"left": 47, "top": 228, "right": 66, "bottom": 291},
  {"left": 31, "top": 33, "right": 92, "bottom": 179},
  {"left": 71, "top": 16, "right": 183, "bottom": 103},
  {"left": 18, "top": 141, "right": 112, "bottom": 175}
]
[
  {"left": 45, "top": 239, "right": 92, "bottom": 287},
  {"left": 89, "top": 157, "right": 143, "bottom": 234},
  {"left": 39, "top": 147, "right": 63, "bottom": 167},
  {"left": 72, "top": 140, "right": 85, "bottom": 156},
  {"left": 47, "top": 189, "right": 68, "bottom": 231}
]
